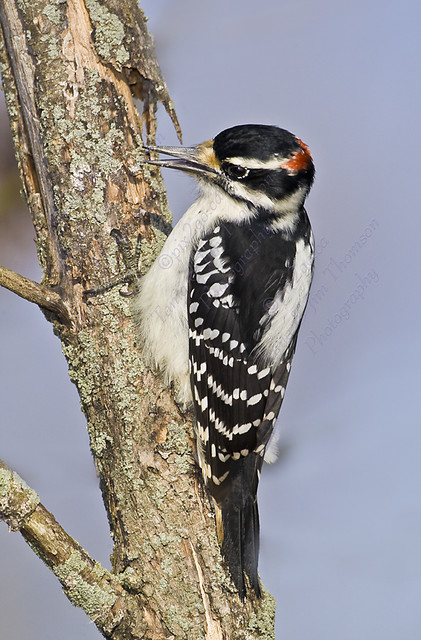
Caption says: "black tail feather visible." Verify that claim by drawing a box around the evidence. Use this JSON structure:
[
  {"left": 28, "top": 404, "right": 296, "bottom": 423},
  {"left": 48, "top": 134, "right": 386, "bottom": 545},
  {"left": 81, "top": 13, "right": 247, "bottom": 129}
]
[{"left": 216, "top": 454, "right": 262, "bottom": 598}]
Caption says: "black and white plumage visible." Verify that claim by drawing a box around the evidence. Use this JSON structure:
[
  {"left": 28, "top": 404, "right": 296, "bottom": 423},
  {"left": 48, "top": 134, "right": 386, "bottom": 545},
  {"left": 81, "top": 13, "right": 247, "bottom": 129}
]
[{"left": 134, "top": 124, "right": 315, "bottom": 598}]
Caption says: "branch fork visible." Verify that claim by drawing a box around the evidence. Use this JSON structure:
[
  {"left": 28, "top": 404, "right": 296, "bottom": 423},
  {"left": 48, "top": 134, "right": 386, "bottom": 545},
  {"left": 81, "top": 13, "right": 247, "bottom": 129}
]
[
  {"left": 0, "top": 265, "right": 71, "bottom": 324},
  {"left": 0, "top": 459, "right": 144, "bottom": 637}
]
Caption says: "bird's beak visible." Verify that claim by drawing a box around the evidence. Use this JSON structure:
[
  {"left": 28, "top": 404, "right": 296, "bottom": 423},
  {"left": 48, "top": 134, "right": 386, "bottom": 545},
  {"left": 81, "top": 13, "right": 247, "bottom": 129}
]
[{"left": 144, "top": 144, "right": 218, "bottom": 177}]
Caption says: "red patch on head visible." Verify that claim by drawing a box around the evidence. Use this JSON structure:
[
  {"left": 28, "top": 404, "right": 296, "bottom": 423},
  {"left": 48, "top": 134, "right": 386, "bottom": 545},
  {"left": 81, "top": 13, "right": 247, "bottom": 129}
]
[{"left": 280, "top": 139, "right": 312, "bottom": 174}]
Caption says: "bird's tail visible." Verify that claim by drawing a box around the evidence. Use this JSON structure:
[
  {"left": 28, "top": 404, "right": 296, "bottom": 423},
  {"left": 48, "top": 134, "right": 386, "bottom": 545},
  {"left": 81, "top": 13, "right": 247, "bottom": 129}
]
[{"left": 214, "top": 454, "right": 262, "bottom": 598}]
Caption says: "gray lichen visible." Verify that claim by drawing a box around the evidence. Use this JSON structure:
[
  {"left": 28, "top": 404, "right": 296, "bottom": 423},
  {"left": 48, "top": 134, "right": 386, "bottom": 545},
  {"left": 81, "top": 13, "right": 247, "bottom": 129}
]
[
  {"left": 84, "top": 0, "right": 130, "bottom": 66},
  {"left": 54, "top": 549, "right": 117, "bottom": 618},
  {"left": 0, "top": 465, "right": 40, "bottom": 531}
]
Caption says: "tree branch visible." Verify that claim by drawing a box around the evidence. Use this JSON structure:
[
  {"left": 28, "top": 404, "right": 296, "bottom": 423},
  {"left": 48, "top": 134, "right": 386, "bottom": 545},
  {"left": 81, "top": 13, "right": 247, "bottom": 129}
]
[
  {"left": 0, "top": 458, "right": 167, "bottom": 638},
  {"left": 0, "top": 265, "right": 72, "bottom": 323},
  {"left": 0, "top": 460, "right": 125, "bottom": 634}
]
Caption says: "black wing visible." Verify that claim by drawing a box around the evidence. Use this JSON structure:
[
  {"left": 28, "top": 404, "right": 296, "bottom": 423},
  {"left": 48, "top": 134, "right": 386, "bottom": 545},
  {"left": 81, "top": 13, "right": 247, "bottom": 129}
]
[{"left": 188, "top": 223, "right": 297, "bottom": 503}]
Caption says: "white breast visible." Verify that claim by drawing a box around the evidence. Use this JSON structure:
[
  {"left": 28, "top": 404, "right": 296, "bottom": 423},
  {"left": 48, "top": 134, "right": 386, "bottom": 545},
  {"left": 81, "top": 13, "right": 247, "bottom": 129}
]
[
  {"left": 133, "top": 184, "right": 253, "bottom": 404},
  {"left": 258, "top": 236, "right": 314, "bottom": 368}
]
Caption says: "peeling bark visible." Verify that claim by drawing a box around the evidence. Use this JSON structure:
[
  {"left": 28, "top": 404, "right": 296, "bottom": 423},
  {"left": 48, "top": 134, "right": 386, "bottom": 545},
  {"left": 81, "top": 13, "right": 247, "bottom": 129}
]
[{"left": 0, "top": 1, "right": 275, "bottom": 638}]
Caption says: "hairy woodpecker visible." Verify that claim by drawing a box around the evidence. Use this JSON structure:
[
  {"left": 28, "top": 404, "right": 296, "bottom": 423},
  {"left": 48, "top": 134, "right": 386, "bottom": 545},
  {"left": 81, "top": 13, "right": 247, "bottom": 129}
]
[{"left": 135, "top": 124, "right": 315, "bottom": 598}]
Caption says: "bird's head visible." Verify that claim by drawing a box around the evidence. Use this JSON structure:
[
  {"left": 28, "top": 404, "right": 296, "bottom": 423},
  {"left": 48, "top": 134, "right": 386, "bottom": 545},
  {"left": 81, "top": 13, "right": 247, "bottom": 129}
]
[{"left": 145, "top": 124, "right": 315, "bottom": 215}]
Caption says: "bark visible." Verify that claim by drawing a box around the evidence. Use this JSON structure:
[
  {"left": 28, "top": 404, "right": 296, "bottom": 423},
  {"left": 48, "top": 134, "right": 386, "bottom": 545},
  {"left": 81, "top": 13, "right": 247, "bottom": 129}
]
[{"left": 0, "top": 1, "right": 275, "bottom": 638}]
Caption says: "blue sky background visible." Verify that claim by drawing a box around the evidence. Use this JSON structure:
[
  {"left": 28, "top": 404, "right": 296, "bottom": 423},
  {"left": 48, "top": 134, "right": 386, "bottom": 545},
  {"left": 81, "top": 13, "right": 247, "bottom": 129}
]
[{"left": 1, "top": 1, "right": 421, "bottom": 638}]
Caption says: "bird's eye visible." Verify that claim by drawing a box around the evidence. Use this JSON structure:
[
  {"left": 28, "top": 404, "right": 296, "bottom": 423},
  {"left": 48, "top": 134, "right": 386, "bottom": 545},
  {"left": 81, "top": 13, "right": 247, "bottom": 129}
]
[{"left": 222, "top": 163, "right": 249, "bottom": 180}]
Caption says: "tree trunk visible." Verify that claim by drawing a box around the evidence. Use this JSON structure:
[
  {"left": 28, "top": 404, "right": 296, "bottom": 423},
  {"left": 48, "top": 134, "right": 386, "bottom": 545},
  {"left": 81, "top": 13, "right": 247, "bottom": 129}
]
[{"left": 0, "top": 1, "right": 275, "bottom": 637}]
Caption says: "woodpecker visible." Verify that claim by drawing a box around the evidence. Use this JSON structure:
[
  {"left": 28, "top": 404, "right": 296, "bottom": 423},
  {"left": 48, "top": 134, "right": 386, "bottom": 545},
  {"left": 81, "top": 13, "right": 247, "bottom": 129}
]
[{"left": 134, "top": 124, "right": 315, "bottom": 598}]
